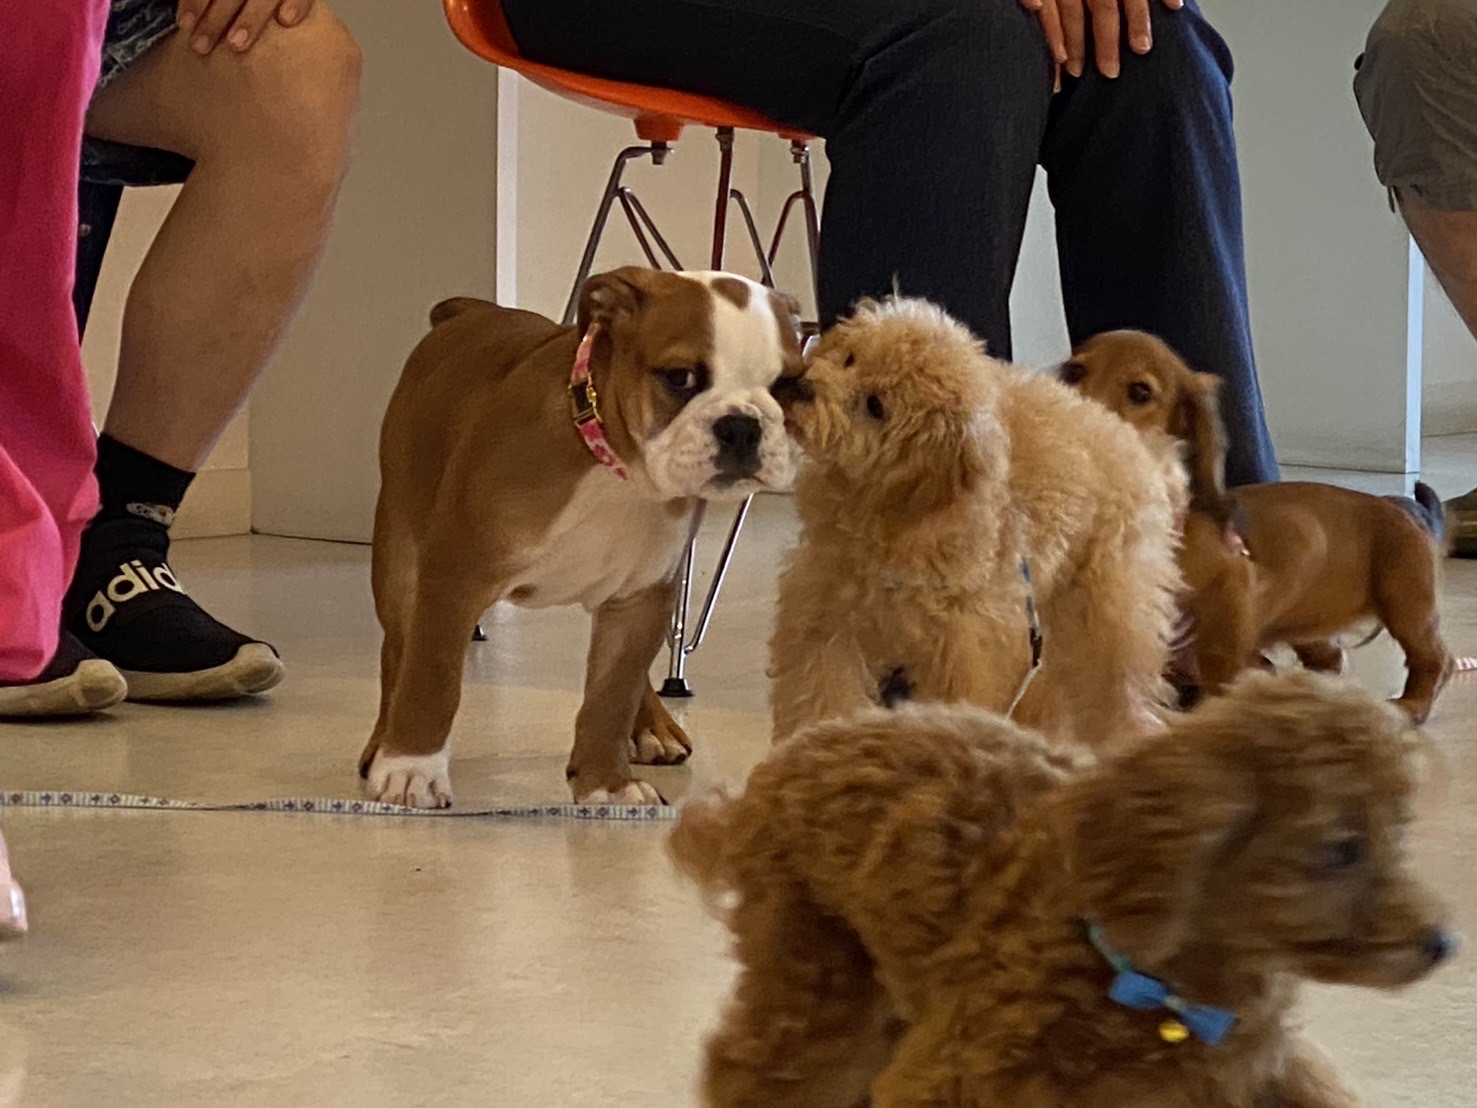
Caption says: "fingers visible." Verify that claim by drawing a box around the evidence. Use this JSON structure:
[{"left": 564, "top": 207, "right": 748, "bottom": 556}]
[
  {"left": 1060, "top": 0, "right": 1086, "bottom": 79},
  {"left": 224, "top": 0, "right": 290, "bottom": 50},
  {"left": 276, "top": 0, "right": 315, "bottom": 27},
  {"left": 1033, "top": 0, "right": 1069, "bottom": 70},
  {"left": 1125, "top": 0, "right": 1153, "bottom": 54},
  {"left": 1087, "top": 0, "right": 1122, "bottom": 78},
  {"left": 175, "top": 0, "right": 210, "bottom": 39},
  {"left": 182, "top": 0, "right": 247, "bottom": 53},
  {"left": 177, "top": 0, "right": 308, "bottom": 54},
  {"left": 1054, "top": 0, "right": 1184, "bottom": 86}
]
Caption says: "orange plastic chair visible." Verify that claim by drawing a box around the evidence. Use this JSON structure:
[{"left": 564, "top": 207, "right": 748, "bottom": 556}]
[{"left": 444, "top": 0, "right": 822, "bottom": 696}]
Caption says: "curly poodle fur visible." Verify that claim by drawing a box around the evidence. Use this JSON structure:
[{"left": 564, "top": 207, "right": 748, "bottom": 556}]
[
  {"left": 769, "top": 298, "right": 1184, "bottom": 746},
  {"left": 673, "top": 671, "right": 1452, "bottom": 1107}
]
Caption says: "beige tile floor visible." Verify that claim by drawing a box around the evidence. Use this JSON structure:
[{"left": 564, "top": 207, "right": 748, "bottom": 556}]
[{"left": 2, "top": 489, "right": 1477, "bottom": 1106}]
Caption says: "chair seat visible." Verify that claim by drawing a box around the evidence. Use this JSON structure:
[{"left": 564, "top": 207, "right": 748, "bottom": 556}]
[
  {"left": 81, "top": 138, "right": 193, "bottom": 188},
  {"left": 444, "top": 0, "right": 814, "bottom": 144}
]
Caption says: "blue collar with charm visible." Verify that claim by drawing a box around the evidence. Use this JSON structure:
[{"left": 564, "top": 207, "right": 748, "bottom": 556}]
[{"left": 1086, "top": 923, "right": 1237, "bottom": 1047}]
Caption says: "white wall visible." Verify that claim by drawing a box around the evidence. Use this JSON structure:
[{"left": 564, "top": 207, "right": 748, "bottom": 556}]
[
  {"left": 248, "top": 0, "right": 499, "bottom": 541},
  {"left": 1422, "top": 270, "right": 1477, "bottom": 436},
  {"left": 1202, "top": 0, "right": 1420, "bottom": 472}
]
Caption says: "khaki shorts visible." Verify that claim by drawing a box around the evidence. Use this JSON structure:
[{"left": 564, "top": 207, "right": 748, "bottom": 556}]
[{"left": 1355, "top": 0, "right": 1477, "bottom": 211}]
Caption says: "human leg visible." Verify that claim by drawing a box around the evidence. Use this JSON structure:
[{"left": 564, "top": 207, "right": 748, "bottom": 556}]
[
  {"left": 1356, "top": 0, "right": 1477, "bottom": 548},
  {"left": 0, "top": 0, "right": 123, "bottom": 724},
  {"left": 84, "top": 0, "right": 361, "bottom": 471},
  {"left": 1357, "top": 0, "right": 1477, "bottom": 339},
  {"left": 1041, "top": 0, "right": 1279, "bottom": 486},
  {"left": 60, "top": 0, "right": 361, "bottom": 699},
  {"left": 0, "top": 0, "right": 114, "bottom": 936}
]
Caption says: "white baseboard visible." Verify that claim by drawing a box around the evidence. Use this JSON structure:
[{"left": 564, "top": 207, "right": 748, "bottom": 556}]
[{"left": 175, "top": 468, "right": 251, "bottom": 539}]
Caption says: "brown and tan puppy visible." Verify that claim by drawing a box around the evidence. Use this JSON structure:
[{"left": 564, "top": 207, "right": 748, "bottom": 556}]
[
  {"left": 672, "top": 672, "right": 1453, "bottom": 1107},
  {"left": 1063, "top": 330, "right": 1454, "bottom": 724},
  {"left": 769, "top": 297, "right": 1182, "bottom": 747},
  {"left": 362, "top": 267, "right": 804, "bottom": 808}
]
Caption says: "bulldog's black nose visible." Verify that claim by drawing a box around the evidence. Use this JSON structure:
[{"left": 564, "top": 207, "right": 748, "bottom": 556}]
[
  {"left": 714, "top": 413, "right": 763, "bottom": 473},
  {"left": 1423, "top": 929, "right": 1458, "bottom": 967}
]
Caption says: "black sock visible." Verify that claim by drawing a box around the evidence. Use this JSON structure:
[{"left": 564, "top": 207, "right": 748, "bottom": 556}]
[
  {"left": 93, "top": 433, "right": 195, "bottom": 526},
  {"left": 62, "top": 436, "right": 265, "bottom": 675}
]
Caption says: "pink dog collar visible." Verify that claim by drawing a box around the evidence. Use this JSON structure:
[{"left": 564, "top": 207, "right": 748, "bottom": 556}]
[{"left": 568, "top": 324, "right": 629, "bottom": 481}]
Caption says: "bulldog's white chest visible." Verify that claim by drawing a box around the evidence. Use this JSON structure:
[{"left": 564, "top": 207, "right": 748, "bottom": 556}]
[{"left": 505, "top": 471, "right": 692, "bottom": 612}]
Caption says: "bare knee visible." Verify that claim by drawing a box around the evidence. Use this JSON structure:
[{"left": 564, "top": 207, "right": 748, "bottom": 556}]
[
  {"left": 293, "top": 5, "right": 363, "bottom": 112},
  {"left": 209, "top": 4, "right": 362, "bottom": 187}
]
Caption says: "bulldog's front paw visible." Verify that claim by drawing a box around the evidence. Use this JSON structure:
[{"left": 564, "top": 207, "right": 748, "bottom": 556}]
[
  {"left": 366, "top": 750, "right": 453, "bottom": 809},
  {"left": 574, "top": 779, "right": 665, "bottom": 806},
  {"left": 629, "top": 701, "right": 693, "bottom": 766}
]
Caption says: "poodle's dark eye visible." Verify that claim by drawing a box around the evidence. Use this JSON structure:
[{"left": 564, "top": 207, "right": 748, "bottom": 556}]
[
  {"left": 656, "top": 365, "right": 709, "bottom": 400},
  {"left": 1318, "top": 834, "right": 1367, "bottom": 872},
  {"left": 865, "top": 394, "right": 885, "bottom": 420},
  {"left": 844, "top": 353, "right": 857, "bottom": 368},
  {"left": 1059, "top": 361, "right": 1088, "bottom": 386},
  {"left": 1127, "top": 381, "right": 1154, "bottom": 405}
]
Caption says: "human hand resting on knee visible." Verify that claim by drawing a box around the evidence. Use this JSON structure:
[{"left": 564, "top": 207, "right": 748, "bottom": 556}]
[
  {"left": 175, "top": 0, "right": 316, "bottom": 55},
  {"left": 1019, "top": 0, "right": 1184, "bottom": 79}
]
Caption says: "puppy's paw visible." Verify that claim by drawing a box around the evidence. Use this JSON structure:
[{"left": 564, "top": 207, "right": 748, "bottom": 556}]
[
  {"left": 574, "top": 780, "right": 665, "bottom": 806},
  {"left": 1392, "top": 696, "right": 1435, "bottom": 727},
  {"left": 629, "top": 711, "right": 693, "bottom": 766},
  {"left": 366, "top": 750, "right": 453, "bottom": 809},
  {"left": 630, "top": 686, "right": 693, "bottom": 766}
]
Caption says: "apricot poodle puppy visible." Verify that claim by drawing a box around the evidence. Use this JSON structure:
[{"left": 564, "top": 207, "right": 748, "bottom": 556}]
[
  {"left": 673, "top": 671, "right": 1453, "bottom": 1107},
  {"left": 770, "top": 297, "right": 1182, "bottom": 746}
]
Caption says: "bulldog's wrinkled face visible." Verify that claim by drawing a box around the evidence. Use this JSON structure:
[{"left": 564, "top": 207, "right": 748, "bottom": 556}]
[{"left": 577, "top": 268, "right": 805, "bottom": 500}]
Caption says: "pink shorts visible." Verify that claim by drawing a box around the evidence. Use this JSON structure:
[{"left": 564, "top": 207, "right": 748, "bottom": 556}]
[{"left": 0, "top": 0, "right": 110, "bottom": 681}]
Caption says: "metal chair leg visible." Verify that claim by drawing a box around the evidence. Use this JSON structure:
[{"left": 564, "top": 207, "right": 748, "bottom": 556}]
[
  {"left": 794, "top": 140, "right": 822, "bottom": 297},
  {"left": 661, "top": 504, "right": 706, "bottom": 698},
  {"left": 684, "top": 495, "right": 752, "bottom": 656},
  {"left": 561, "top": 142, "right": 670, "bottom": 326},
  {"left": 765, "top": 142, "right": 823, "bottom": 304},
  {"left": 660, "top": 494, "right": 756, "bottom": 696},
  {"left": 659, "top": 134, "right": 823, "bottom": 697},
  {"left": 709, "top": 128, "right": 736, "bottom": 269},
  {"left": 617, "top": 188, "right": 685, "bottom": 270},
  {"left": 728, "top": 189, "right": 777, "bottom": 288},
  {"left": 662, "top": 129, "right": 737, "bottom": 695}
]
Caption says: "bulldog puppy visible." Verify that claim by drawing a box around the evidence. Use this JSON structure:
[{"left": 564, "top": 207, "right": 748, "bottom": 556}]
[{"left": 361, "top": 267, "right": 803, "bottom": 808}]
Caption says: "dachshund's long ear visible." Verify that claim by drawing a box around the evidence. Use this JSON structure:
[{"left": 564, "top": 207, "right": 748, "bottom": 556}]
[
  {"left": 1170, "top": 372, "right": 1233, "bottom": 525},
  {"left": 1070, "top": 734, "right": 1255, "bottom": 968}
]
